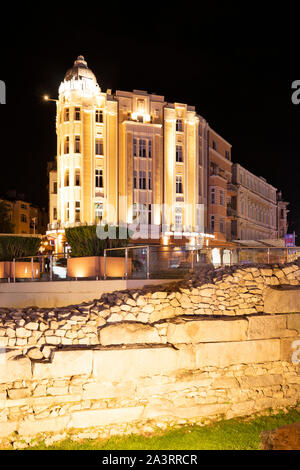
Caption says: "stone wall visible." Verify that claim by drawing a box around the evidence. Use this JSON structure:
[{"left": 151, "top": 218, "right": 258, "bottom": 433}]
[
  {"left": 0, "top": 262, "right": 299, "bottom": 447},
  {"left": 0, "top": 263, "right": 300, "bottom": 359}
]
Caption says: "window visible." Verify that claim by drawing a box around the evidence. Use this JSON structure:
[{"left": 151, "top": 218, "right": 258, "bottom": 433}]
[
  {"left": 220, "top": 218, "right": 225, "bottom": 233},
  {"left": 148, "top": 140, "right": 152, "bottom": 158},
  {"left": 64, "top": 170, "right": 69, "bottom": 187},
  {"left": 211, "top": 215, "right": 215, "bottom": 232},
  {"left": 64, "top": 136, "right": 69, "bottom": 154},
  {"left": 75, "top": 169, "right": 80, "bottom": 186},
  {"left": 75, "top": 201, "right": 80, "bottom": 222},
  {"left": 75, "top": 136, "right": 80, "bottom": 153},
  {"left": 53, "top": 182, "right": 57, "bottom": 194},
  {"left": 133, "top": 170, "right": 137, "bottom": 189},
  {"left": 66, "top": 202, "right": 70, "bottom": 221},
  {"left": 241, "top": 200, "right": 245, "bottom": 215},
  {"left": 21, "top": 204, "right": 27, "bottom": 209},
  {"left": 20, "top": 214, "right": 27, "bottom": 223},
  {"left": 211, "top": 188, "right": 215, "bottom": 204},
  {"left": 220, "top": 190, "right": 225, "bottom": 206},
  {"left": 74, "top": 107, "right": 81, "bottom": 121},
  {"left": 137, "top": 99, "right": 145, "bottom": 114},
  {"left": 139, "top": 139, "right": 146, "bottom": 157},
  {"left": 53, "top": 207, "right": 57, "bottom": 220},
  {"left": 212, "top": 140, "right": 217, "bottom": 150},
  {"left": 176, "top": 145, "right": 183, "bottom": 163},
  {"left": 176, "top": 175, "right": 183, "bottom": 194},
  {"left": 139, "top": 171, "right": 146, "bottom": 189},
  {"left": 176, "top": 119, "right": 183, "bottom": 132},
  {"left": 64, "top": 108, "right": 69, "bottom": 121},
  {"left": 225, "top": 150, "right": 230, "bottom": 160},
  {"left": 95, "top": 139, "right": 104, "bottom": 156},
  {"left": 95, "top": 169, "right": 103, "bottom": 188},
  {"left": 95, "top": 109, "right": 103, "bottom": 123},
  {"left": 133, "top": 138, "right": 137, "bottom": 157},
  {"left": 148, "top": 171, "right": 152, "bottom": 190},
  {"left": 175, "top": 206, "right": 183, "bottom": 229},
  {"left": 148, "top": 204, "right": 152, "bottom": 225}
]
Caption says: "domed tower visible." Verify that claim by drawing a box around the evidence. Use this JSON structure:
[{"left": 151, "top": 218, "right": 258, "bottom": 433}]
[{"left": 49, "top": 55, "right": 118, "bottom": 245}]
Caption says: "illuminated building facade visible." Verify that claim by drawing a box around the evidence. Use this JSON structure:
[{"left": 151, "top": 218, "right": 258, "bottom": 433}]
[
  {"left": 47, "top": 56, "right": 289, "bottom": 252},
  {"left": 47, "top": 56, "right": 211, "bottom": 251}
]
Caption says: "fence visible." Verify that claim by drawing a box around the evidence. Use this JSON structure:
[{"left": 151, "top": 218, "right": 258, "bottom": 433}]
[{"left": 0, "top": 245, "right": 299, "bottom": 282}]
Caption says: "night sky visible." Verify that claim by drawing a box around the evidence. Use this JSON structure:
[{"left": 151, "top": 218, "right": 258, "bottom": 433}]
[{"left": 1, "top": 5, "right": 299, "bottom": 238}]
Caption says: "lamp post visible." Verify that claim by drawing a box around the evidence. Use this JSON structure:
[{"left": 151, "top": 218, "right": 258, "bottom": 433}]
[{"left": 43, "top": 95, "right": 58, "bottom": 103}]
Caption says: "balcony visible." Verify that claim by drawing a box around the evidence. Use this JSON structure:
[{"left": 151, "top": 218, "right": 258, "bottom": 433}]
[
  {"left": 209, "top": 169, "right": 227, "bottom": 181},
  {"left": 227, "top": 206, "right": 237, "bottom": 217},
  {"left": 227, "top": 182, "right": 238, "bottom": 193}
]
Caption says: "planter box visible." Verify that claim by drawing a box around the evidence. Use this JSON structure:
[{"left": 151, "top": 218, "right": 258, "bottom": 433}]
[
  {"left": 67, "top": 256, "right": 100, "bottom": 278},
  {"left": 67, "top": 256, "right": 132, "bottom": 278},
  {"left": 0, "top": 261, "right": 40, "bottom": 279},
  {"left": 0, "top": 262, "right": 12, "bottom": 279},
  {"left": 99, "top": 257, "right": 132, "bottom": 278}
]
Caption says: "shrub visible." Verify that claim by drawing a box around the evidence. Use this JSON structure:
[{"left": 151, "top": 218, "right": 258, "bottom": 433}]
[
  {"left": 65, "top": 225, "right": 130, "bottom": 258},
  {"left": 0, "top": 236, "right": 41, "bottom": 261}
]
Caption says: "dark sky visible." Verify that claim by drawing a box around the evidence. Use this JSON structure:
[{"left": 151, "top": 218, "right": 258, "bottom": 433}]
[{"left": 1, "top": 4, "right": 299, "bottom": 238}]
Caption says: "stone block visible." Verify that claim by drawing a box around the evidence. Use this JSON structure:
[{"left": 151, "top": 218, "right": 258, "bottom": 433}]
[
  {"left": 143, "top": 403, "right": 230, "bottom": 420},
  {"left": 287, "top": 313, "right": 300, "bottom": 333},
  {"left": 280, "top": 336, "right": 300, "bottom": 362},
  {"left": 0, "top": 421, "right": 18, "bottom": 438},
  {"left": 99, "top": 323, "right": 161, "bottom": 346},
  {"left": 32, "top": 349, "right": 93, "bottom": 379},
  {"left": 149, "top": 306, "right": 175, "bottom": 323},
  {"left": 19, "top": 416, "right": 69, "bottom": 436},
  {"left": 247, "top": 315, "right": 291, "bottom": 340},
  {"left": 92, "top": 346, "right": 195, "bottom": 382},
  {"left": 264, "top": 287, "right": 300, "bottom": 314},
  {"left": 238, "top": 374, "right": 283, "bottom": 389},
  {"left": 167, "top": 319, "right": 248, "bottom": 344},
  {"left": 83, "top": 382, "right": 135, "bottom": 400},
  {"left": 7, "top": 388, "right": 31, "bottom": 399},
  {"left": 0, "top": 350, "right": 32, "bottom": 384},
  {"left": 68, "top": 406, "right": 144, "bottom": 429},
  {"left": 212, "top": 377, "right": 240, "bottom": 389},
  {"left": 194, "top": 339, "right": 280, "bottom": 368}
]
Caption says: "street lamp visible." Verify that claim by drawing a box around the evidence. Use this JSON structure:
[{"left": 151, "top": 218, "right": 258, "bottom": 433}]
[{"left": 43, "top": 95, "right": 58, "bottom": 103}]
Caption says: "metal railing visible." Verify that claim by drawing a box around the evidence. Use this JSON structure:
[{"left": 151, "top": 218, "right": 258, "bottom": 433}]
[{"left": 0, "top": 245, "right": 299, "bottom": 283}]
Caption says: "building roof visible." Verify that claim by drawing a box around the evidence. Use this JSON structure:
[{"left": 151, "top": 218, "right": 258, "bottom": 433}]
[{"left": 64, "top": 56, "right": 97, "bottom": 83}]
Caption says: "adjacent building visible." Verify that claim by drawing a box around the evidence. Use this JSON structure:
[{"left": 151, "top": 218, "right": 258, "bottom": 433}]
[
  {"left": 0, "top": 191, "right": 47, "bottom": 235},
  {"left": 228, "top": 164, "right": 288, "bottom": 241},
  {"left": 47, "top": 56, "right": 289, "bottom": 252}
]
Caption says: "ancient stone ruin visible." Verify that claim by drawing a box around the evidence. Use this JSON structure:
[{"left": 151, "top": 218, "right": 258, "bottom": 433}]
[{"left": 0, "top": 262, "right": 299, "bottom": 448}]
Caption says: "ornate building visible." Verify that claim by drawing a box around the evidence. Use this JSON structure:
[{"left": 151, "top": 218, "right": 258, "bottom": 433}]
[
  {"left": 47, "top": 56, "right": 213, "bottom": 252},
  {"left": 47, "top": 56, "right": 289, "bottom": 252}
]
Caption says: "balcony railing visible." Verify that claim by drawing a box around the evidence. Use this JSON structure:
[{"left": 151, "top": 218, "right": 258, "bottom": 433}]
[
  {"left": 227, "top": 206, "right": 237, "bottom": 217},
  {"left": 227, "top": 182, "right": 238, "bottom": 192},
  {"left": 1, "top": 245, "right": 299, "bottom": 283}
]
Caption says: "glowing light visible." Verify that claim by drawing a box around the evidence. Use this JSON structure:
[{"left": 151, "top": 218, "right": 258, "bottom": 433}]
[
  {"left": 162, "top": 236, "right": 169, "bottom": 245},
  {"left": 131, "top": 112, "right": 151, "bottom": 123},
  {"left": 44, "top": 95, "right": 49, "bottom": 101},
  {"left": 190, "top": 237, "right": 196, "bottom": 246}
]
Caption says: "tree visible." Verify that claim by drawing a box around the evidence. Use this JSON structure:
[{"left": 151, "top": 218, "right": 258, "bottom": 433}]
[{"left": 0, "top": 201, "right": 14, "bottom": 233}]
